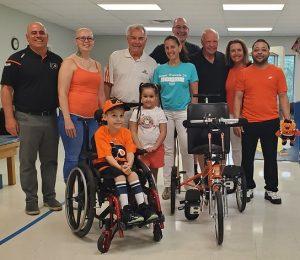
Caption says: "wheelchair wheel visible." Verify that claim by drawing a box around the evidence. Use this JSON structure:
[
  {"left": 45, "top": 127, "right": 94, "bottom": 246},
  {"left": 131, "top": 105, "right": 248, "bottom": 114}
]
[
  {"left": 65, "top": 164, "right": 96, "bottom": 238},
  {"left": 236, "top": 171, "right": 247, "bottom": 212},
  {"left": 170, "top": 168, "right": 177, "bottom": 215},
  {"left": 153, "top": 223, "right": 163, "bottom": 242},
  {"left": 213, "top": 190, "right": 224, "bottom": 245},
  {"left": 97, "top": 230, "right": 112, "bottom": 253}
]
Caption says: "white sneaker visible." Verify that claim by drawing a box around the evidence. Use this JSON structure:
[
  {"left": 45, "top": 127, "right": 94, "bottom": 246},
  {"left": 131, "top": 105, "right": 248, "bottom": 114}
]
[
  {"left": 246, "top": 189, "right": 254, "bottom": 202},
  {"left": 265, "top": 190, "right": 282, "bottom": 204}
]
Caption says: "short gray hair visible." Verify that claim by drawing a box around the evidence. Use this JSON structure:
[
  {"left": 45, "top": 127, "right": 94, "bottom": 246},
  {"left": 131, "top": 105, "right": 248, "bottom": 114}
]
[
  {"left": 201, "top": 28, "right": 219, "bottom": 41},
  {"left": 126, "top": 24, "right": 147, "bottom": 37}
]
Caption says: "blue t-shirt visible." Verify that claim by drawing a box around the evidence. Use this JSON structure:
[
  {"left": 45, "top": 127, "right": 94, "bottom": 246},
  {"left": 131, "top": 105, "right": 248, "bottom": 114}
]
[{"left": 152, "top": 62, "right": 198, "bottom": 110}]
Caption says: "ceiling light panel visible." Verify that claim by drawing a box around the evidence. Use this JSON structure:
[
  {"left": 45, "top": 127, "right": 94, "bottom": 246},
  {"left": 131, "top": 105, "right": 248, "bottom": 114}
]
[
  {"left": 223, "top": 4, "right": 284, "bottom": 11},
  {"left": 97, "top": 4, "right": 161, "bottom": 11}
]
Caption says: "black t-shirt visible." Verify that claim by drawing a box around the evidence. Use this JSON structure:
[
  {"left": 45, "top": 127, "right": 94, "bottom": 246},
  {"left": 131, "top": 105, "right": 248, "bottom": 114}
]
[
  {"left": 150, "top": 41, "right": 201, "bottom": 64},
  {"left": 190, "top": 48, "right": 228, "bottom": 103},
  {"left": 1, "top": 46, "right": 62, "bottom": 112}
]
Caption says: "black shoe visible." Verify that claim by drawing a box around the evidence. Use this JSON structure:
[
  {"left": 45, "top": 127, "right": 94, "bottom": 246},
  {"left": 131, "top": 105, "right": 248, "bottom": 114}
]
[
  {"left": 25, "top": 201, "right": 40, "bottom": 215},
  {"left": 122, "top": 205, "right": 144, "bottom": 224},
  {"left": 137, "top": 203, "right": 158, "bottom": 222},
  {"left": 264, "top": 191, "right": 282, "bottom": 204},
  {"left": 44, "top": 199, "right": 62, "bottom": 211}
]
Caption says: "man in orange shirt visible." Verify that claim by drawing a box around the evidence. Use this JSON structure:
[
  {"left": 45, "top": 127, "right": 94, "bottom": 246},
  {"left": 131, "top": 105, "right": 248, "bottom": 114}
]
[{"left": 234, "top": 39, "right": 290, "bottom": 205}]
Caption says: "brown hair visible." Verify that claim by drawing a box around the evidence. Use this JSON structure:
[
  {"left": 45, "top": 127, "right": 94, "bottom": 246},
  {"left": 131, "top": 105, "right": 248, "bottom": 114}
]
[{"left": 225, "top": 39, "right": 250, "bottom": 68}]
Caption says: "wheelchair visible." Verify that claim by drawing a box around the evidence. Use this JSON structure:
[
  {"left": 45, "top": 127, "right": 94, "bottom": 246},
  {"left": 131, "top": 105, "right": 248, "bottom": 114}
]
[
  {"left": 170, "top": 102, "right": 247, "bottom": 245},
  {"left": 64, "top": 111, "right": 164, "bottom": 253}
]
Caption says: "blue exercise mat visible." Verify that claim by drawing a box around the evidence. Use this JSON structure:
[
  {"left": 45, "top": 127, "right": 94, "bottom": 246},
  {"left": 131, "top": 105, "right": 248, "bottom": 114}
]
[{"left": 0, "top": 135, "right": 19, "bottom": 146}]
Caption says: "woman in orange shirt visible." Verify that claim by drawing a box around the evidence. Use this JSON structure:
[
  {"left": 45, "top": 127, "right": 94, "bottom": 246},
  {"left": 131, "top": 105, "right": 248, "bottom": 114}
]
[
  {"left": 58, "top": 28, "right": 105, "bottom": 182},
  {"left": 225, "top": 39, "right": 250, "bottom": 166}
]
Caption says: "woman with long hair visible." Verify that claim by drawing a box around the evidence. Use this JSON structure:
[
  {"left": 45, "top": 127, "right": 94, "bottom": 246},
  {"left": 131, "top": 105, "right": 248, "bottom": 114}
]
[
  {"left": 225, "top": 39, "right": 250, "bottom": 166},
  {"left": 153, "top": 35, "right": 198, "bottom": 199}
]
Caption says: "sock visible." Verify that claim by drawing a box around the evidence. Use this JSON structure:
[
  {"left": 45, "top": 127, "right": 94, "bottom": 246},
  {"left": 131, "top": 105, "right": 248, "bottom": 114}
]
[
  {"left": 115, "top": 181, "right": 128, "bottom": 209},
  {"left": 130, "top": 180, "right": 144, "bottom": 205}
]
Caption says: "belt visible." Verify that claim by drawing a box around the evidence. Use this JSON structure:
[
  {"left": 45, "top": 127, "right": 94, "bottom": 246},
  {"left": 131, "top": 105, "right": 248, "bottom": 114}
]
[{"left": 16, "top": 109, "right": 56, "bottom": 116}]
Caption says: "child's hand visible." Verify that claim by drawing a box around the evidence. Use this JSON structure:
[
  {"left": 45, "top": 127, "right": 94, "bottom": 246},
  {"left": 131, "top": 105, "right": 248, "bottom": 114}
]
[
  {"left": 146, "top": 146, "right": 156, "bottom": 153},
  {"left": 122, "top": 164, "right": 132, "bottom": 175}
]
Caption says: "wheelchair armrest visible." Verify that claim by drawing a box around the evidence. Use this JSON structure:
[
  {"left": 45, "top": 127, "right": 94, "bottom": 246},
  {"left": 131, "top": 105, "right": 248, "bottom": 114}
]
[
  {"left": 81, "top": 151, "right": 98, "bottom": 160},
  {"left": 135, "top": 149, "right": 147, "bottom": 156}
]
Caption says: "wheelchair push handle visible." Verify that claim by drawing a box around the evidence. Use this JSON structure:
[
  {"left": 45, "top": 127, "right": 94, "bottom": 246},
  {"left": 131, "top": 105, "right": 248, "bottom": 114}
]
[
  {"left": 184, "top": 117, "right": 248, "bottom": 128},
  {"left": 193, "top": 94, "right": 221, "bottom": 98}
]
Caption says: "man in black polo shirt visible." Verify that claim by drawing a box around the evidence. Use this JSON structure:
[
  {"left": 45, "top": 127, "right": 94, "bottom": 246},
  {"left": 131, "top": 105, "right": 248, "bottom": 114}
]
[
  {"left": 150, "top": 17, "right": 200, "bottom": 64},
  {"left": 190, "top": 28, "right": 228, "bottom": 172},
  {"left": 1, "top": 22, "right": 62, "bottom": 215},
  {"left": 190, "top": 28, "right": 228, "bottom": 103}
]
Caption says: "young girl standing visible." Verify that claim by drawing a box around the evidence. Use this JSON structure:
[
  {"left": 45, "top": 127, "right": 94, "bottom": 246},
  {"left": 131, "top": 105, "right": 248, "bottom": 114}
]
[{"left": 130, "top": 83, "right": 167, "bottom": 183}]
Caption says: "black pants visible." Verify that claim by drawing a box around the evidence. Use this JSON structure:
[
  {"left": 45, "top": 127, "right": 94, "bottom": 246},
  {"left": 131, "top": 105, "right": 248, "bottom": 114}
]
[{"left": 241, "top": 118, "right": 280, "bottom": 192}]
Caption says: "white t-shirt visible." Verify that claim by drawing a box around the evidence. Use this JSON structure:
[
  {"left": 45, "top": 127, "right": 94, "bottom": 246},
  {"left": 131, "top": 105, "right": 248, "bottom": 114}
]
[
  {"left": 104, "top": 49, "right": 157, "bottom": 103},
  {"left": 130, "top": 106, "right": 167, "bottom": 149}
]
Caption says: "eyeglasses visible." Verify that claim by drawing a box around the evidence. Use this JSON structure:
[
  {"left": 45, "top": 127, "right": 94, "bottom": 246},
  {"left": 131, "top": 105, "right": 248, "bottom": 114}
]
[{"left": 76, "top": 36, "right": 94, "bottom": 42}]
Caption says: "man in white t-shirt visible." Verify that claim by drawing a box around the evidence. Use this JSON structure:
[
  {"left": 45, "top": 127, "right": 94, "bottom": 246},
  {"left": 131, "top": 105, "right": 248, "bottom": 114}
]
[{"left": 104, "top": 24, "right": 157, "bottom": 108}]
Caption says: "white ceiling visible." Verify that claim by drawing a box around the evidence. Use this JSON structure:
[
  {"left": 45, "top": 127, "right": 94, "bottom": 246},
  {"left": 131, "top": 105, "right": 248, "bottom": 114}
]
[{"left": 0, "top": 0, "right": 299, "bottom": 36}]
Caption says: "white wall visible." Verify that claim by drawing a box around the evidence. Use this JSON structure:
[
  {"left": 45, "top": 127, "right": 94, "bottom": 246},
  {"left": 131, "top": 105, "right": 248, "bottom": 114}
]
[
  {"left": 0, "top": 4, "right": 75, "bottom": 77},
  {"left": 92, "top": 35, "right": 300, "bottom": 101},
  {"left": 0, "top": 4, "right": 299, "bottom": 101}
]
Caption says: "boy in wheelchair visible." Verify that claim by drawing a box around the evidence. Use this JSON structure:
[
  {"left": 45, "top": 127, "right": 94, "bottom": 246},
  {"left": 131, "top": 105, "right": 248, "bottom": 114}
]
[{"left": 94, "top": 98, "right": 158, "bottom": 225}]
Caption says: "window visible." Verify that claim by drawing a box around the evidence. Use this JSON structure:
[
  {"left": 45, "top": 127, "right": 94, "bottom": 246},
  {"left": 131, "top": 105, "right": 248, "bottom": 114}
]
[
  {"left": 248, "top": 54, "right": 295, "bottom": 101},
  {"left": 284, "top": 55, "right": 295, "bottom": 102}
]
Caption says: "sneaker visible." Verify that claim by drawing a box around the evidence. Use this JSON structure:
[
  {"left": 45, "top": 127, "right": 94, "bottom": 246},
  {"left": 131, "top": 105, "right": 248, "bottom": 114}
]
[
  {"left": 162, "top": 187, "right": 171, "bottom": 200},
  {"left": 122, "top": 205, "right": 144, "bottom": 224},
  {"left": 137, "top": 203, "right": 158, "bottom": 222},
  {"left": 246, "top": 189, "right": 254, "bottom": 203},
  {"left": 265, "top": 190, "right": 282, "bottom": 204},
  {"left": 44, "top": 199, "right": 62, "bottom": 211},
  {"left": 25, "top": 201, "right": 40, "bottom": 215}
]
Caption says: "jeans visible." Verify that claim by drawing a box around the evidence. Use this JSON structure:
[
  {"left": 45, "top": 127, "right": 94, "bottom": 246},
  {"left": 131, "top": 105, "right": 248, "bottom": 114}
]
[
  {"left": 163, "top": 110, "right": 194, "bottom": 187},
  {"left": 58, "top": 112, "right": 98, "bottom": 182}
]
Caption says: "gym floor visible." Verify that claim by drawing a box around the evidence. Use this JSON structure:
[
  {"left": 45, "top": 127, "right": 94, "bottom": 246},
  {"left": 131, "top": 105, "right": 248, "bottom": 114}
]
[{"left": 1, "top": 142, "right": 300, "bottom": 259}]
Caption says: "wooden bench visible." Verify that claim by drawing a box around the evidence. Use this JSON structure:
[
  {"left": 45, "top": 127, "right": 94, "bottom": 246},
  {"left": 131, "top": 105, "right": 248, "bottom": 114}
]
[{"left": 0, "top": 141, "right": 20, "bottom": 185}]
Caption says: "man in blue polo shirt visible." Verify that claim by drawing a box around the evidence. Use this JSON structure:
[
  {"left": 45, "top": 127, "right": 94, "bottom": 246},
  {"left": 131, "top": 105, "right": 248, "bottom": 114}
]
[{"left": 1, "top": 22, "right": 62, "bottom": 215}]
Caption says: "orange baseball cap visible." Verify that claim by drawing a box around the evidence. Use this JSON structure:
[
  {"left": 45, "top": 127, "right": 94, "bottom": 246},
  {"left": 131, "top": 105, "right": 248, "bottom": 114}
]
[{"left": 103, "top": 98, "right": 130, "bottom": 113}]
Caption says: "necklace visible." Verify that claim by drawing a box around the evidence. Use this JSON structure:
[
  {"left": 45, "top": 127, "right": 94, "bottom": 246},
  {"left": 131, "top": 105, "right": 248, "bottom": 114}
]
[{"left": 75, "top": 53, "right": 93, "bottom": 70}]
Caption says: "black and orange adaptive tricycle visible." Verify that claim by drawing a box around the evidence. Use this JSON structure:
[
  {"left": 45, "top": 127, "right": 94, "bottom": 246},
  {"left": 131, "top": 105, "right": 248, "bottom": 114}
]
[
  {"left": 64, "top": 109, "right": 164, "bottom": 253},
  {"left": 170, "top": 102, "right": 248, "bottom": 245}
]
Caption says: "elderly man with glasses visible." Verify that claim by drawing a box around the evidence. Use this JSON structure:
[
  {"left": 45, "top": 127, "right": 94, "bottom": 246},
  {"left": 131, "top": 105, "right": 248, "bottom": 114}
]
[{"left": 150, "top": 17, "right": 201, "bottom": 64}]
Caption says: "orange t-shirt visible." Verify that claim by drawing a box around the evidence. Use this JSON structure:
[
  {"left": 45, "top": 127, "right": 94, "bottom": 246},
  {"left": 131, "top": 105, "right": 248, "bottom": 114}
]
[
  {"left": 68, "top": 62, "right": 101, "bottom": 118},
  {"left": 235, "top": 64, "right": 287, "bottom": 123},
  {"left": 94, "top": 125, "right": 136, "bottom": 164},
  {"left": 225, "top": 66, "right": 246, "bottom": 114}
]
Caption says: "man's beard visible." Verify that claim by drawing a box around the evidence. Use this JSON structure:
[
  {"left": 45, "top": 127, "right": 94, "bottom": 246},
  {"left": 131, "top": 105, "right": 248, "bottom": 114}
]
[{"left": 252, "top": 55, "right": 269, "bottom": 65}]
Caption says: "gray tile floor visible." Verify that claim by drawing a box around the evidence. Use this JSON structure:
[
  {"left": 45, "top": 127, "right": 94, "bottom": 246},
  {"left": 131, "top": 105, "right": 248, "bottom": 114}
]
[{"left": 1, "top": 142, "right": 300, "bottom": 259}]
